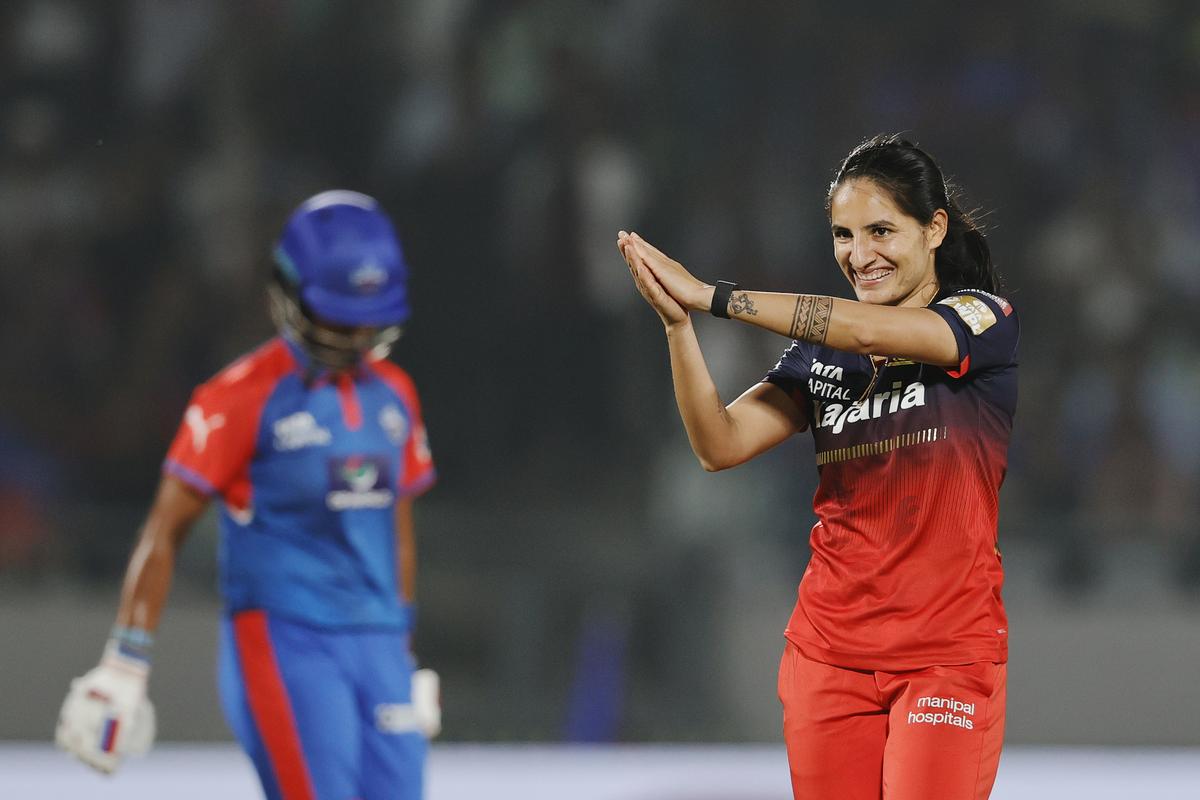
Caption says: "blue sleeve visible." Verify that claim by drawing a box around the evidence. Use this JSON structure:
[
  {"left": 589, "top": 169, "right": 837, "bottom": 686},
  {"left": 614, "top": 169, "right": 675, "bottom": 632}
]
[
  {"left": 763, "top": 340, "right": 813, "bottom": 404},
  {"left": 929, "top": 290, "right": 1019, "bottom": 378}
]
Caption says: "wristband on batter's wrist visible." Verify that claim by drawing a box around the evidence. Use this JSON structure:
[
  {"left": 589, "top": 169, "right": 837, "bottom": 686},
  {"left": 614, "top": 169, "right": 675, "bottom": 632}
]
[
  {"left": 108, "top": 624, "right": 154, "bottom": 666},
  {"left": 710, "top": 280, "right": 738, "bottom": 319}
]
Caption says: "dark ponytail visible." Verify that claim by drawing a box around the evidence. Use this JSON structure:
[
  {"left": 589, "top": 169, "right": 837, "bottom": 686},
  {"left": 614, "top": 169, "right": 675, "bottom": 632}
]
[{"left": 827, "top": 134, "right": 1000, "bottom": 295}]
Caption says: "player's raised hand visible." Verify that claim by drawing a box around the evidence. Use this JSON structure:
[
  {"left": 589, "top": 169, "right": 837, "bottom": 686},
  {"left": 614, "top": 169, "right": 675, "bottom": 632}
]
[
  {"left": 617, "top": 230, "right": 689, "bottom": 328},
  {"left": 56, "top": 642, "right": 156, "bottom": 774},
  {"left": 620, "top": 232, "right": 715, "bottom": 315}
]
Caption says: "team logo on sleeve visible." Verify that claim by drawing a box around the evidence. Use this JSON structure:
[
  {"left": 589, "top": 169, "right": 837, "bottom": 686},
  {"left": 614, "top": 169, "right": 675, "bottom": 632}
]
[
  {"left": 273, "top": 411, "right": 333, "bottom": 451},
  {"left": 326, "top": 455, "right": 394, "bottom": 510},
  {"left": 938, "top": 295, "right": 997, "bottom": 335}
]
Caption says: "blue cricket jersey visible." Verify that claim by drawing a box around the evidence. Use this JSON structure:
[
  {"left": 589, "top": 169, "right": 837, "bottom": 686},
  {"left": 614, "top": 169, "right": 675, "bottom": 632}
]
[{"left": 164, "top": 338, "right": 435, "bottom": 629}]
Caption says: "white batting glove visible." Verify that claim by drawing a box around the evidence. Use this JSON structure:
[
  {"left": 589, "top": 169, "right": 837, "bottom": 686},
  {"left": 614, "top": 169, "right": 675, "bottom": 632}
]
[
  {"left": 412, "top": 668, "right": 441, "bottom": 739},
  {"left": 56, "top": 639, "right": 156, "bottom": 774}
]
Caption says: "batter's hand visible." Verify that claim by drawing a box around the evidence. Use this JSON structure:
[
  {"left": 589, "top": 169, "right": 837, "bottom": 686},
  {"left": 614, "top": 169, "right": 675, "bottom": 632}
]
[
  {"left": 56, "top": 645, "right": 156, "bottom": 774},
  {"left": 617, "top": 231, "right": 689, "bottom": 327}
]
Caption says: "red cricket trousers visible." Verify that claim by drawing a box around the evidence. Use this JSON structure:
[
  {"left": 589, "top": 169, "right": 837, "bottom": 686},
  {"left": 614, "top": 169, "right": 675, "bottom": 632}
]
[{"left": 778, "top": 641, "right": 1006, "bottom": 800}]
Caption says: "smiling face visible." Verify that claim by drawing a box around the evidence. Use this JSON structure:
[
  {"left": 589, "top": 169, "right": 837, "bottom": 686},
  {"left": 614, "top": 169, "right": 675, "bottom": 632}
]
[{"left": 829, "top": 178, "right": 947, "bottom": 307}]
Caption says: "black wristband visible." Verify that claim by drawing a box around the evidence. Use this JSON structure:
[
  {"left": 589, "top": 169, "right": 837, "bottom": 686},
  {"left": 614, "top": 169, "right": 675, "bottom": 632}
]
[{"left": 710, "top": 281, "right": 738, "bottom": 319}]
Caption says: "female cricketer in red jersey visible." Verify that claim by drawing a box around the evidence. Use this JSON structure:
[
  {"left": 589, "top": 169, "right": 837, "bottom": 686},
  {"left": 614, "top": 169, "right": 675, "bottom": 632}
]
[{"left": 619, "top": 134, "right": 1017, "bottom": 800}]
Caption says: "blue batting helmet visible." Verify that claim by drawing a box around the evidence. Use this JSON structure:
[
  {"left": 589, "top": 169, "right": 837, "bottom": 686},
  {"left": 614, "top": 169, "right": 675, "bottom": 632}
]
[
  {"left": 269, "top": 191, "right": 409, "bottom": 370},
  {"left": 273, "top": 190, "right": 410, "bottom": 326}
]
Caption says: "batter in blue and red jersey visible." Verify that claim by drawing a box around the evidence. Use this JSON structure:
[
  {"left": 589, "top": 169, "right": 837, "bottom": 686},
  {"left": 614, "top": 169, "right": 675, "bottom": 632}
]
[
  {"left": 57, "top": 191, "right": 441, "bottom": 800},
  {"left": 620, "top": 134, "right": 1017, "bottom": 800},
  {"left": 165, "top": 336, "right": 434, "bottom": 630}
]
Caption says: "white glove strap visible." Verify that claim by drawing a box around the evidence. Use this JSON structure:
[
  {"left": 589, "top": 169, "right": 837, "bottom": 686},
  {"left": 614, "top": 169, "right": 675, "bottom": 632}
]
[
  {"left": 101, "top": 641, "right": 152, "bottom": 678},
  {"left": 372, "top": 668, "right": 441, "bottom": 738}
]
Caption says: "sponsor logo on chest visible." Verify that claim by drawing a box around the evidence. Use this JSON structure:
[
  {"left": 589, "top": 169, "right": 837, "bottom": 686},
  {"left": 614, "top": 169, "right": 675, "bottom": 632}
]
[
  {"left": 808, "top": 355, "right": 928, "bottom": 435},
  {"left": 808, "top": 360, "right": 854, "bottom": 401},
  {"left": 326, "top": 455, "right": 394, "bottom": 510},
  {"left": 816, "top": 380, "right": 927, "bottom": 434},
  {"left": 273, "top": 411, "right": 333, "bottom": 451}
]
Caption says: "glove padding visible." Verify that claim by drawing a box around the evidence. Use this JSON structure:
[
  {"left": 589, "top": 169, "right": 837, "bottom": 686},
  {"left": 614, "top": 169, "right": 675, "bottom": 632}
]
[
  {"left": 56, "top": 645, "right": 156, "bottom": 774},
  {"left": 412, "top": 667, "right": 441, "bottom": 739}
]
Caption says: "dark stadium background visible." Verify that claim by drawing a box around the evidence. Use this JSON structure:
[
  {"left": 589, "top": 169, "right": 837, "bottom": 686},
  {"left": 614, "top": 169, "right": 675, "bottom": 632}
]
[{"left": 2, "top": 0, "right": 1198, "bottom": 769}]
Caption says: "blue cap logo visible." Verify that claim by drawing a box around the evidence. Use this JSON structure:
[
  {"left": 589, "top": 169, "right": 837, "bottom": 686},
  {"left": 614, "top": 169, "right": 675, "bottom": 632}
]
[
  {"left": 349, "top": 260, "right": 388, "bottom": 294},
  {"left": 274, "top": 190, "right": 411, "bottom": 326}
]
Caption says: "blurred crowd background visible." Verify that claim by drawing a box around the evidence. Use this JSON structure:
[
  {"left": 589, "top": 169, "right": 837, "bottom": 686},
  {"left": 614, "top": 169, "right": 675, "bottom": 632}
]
[{"left": 2, "top": 0, "right": 1199, "bottom": 746}]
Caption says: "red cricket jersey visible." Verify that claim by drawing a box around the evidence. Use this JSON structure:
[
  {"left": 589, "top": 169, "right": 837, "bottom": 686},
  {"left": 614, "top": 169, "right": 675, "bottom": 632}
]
[{"left": 765, "top": 289, "right": 1018, "bottom": 671}]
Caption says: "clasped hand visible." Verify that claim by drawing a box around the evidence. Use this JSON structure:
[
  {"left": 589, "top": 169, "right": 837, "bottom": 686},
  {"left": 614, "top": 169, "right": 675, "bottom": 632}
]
[{"left": 617, "top": 231, "right": 713, "bottom": 327}]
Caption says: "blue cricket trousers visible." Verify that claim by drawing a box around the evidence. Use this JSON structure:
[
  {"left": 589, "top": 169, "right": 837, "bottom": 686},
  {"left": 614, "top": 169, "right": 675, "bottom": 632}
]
[{"left": 218, "top": 610, "right": 427, "bottom": 800}]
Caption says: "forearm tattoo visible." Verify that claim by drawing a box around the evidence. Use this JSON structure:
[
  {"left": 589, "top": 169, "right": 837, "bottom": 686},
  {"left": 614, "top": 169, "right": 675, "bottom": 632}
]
[
  {"left": 790, "top": 295, "right": 832, "bottom": 343},
  {"left": 729, "top": 292, "right": 758, "bottom": 316}
]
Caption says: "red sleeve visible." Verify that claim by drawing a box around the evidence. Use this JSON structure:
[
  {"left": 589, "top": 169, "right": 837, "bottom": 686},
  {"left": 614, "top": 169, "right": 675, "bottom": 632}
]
[
  {"left": 368, "top": 359, "right": 437, "bottom": 498},
  {"left": 163, "top": 344, "right": 289, "bottom": 500}
]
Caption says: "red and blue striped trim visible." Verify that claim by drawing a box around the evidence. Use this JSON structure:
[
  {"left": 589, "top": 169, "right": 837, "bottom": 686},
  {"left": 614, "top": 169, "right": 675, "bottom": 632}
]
[
  {"left": 398, "top": 468, "right": 437, "bottom": 499},
  {"left": 100, "top": 716, "right": 120, "bottom": 753},
  {"left": 233, "top": 611, "right": 316, "bottom": 800},
  {"left": 163, "top": 459, "right": 218, "bottom": 496},
  {"left": 946, "top": 354, "right": 971, "bottom": 379}
]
